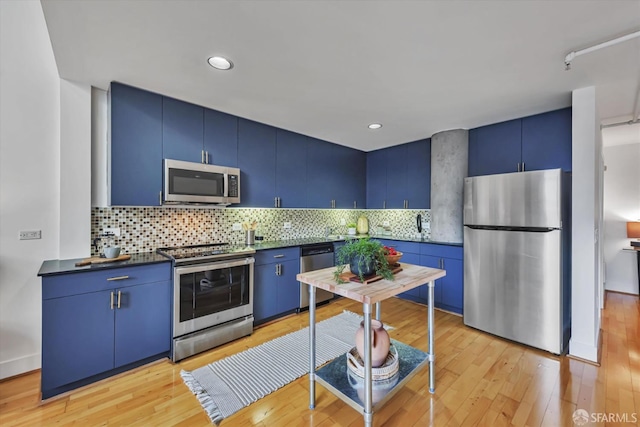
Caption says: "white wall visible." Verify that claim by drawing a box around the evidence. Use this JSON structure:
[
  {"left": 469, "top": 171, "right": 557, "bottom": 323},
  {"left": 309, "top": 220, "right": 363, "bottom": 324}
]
[
  {"left": 0, "top": 0, "right": 61, "bottom": 378},
  {"left": 569, "top": 86, "right": 603, "bottom": 363},
  {"left": 603, "top": 143, "right": 640, "bottom": 294},
  {"left": 59, "top": 80, "right": 92, "bottom": 259},
  {"left": 91, "top": 88, "right": 109, "bottom": 208}
]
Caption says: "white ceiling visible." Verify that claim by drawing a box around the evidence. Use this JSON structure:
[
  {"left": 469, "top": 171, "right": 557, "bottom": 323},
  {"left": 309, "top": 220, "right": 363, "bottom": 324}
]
[{"left": 40, "top": 0, "right": 640, "bottom": 152}]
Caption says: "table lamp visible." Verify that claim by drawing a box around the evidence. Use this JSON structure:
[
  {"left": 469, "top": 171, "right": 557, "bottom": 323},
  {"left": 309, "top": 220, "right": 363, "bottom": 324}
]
[{"left": 627, "top": 221, "right": 640, "bottom": 247}]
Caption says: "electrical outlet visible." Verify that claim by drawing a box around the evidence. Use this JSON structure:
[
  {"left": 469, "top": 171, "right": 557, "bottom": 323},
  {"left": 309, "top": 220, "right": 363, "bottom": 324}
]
[
  {"left": 232, "top": 223, "right": 242, "bottom": 231},
  {"left": 284, "top": 222, "right": 292, "bottom": 229},
  {"left": 340, "top": 218, "right": 346, "bottom": 225},
  {"left": 104, "top": 227, "right": 120, "bottom": 237},
  {"left": 19, "top": 230, "right": 41, "bottom": 240},
  {"left": 383, "top": 221, "right": 390, "bottom": 227}
]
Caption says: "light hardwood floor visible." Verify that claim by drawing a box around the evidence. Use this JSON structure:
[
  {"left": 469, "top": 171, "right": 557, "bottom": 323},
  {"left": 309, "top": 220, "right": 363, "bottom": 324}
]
[{"left": 1, "top": 292, "right": 638, "bottom": 426}]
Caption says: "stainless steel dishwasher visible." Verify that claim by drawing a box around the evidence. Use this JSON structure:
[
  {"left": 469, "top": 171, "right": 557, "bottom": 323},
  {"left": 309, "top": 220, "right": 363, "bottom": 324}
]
[{"left": 299, "top": 243, "right": 334, "bottom": 310}]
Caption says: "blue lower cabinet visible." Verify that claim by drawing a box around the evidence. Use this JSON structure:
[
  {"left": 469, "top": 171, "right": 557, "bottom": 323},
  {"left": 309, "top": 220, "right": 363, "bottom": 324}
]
[
  {"left": 42, "top": 290, "right": 115, "bottom": 393},
  {"left": 41, "top": 264, "right": 172, "bottom": 399},
  {"left": 439, "top": 258, "right": 463, "bottom": 314},
  {"left": 419, "top": 255, "right": 442, "bottom": 305},
  {"left": 254, "top": 263, "right": 278, "bottom": 323},
  {"left": 276, "top": 259, "right": 300, "bottom": 314},
  {"left": 253, "top": 249, "right": 300, "bottom": 325},
  {"left": 114, "top": 281, "right": 171, "bottom": 367}
]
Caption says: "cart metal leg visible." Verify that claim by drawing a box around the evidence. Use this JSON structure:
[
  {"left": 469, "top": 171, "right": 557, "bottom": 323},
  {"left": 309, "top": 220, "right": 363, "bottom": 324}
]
[
  {"left": 427, "top": 280, "right": 436, "bottom": 393},
  {"left": 309, "top": 285, "right": 316, "bottom": 409},
  {"left": 363, "top": 303, "right": 373, "bottom": 426},
  {"left": 375, "top": 301, "right": 381, "bottom": 320}
]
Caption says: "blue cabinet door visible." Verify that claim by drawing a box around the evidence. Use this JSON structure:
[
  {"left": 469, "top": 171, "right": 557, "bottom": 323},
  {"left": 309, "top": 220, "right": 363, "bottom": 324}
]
[
  {"left": 276, "top": 129, "right": 308, "bottom": 208},
  {"left": 42, "top": 290, "right": 114, "bottom": 392},
  {"left": 366, "top": 149, "right": 387, "bottom": 209},
  {"left": 397, "top": 252, "right": 420, "bottom": 299},
  {"left": 276, "top": 259, "right": 301, "bottom": 314},
  {"left": 306, "top": 137, "right": 335, "bottom": 208},
  {"left": 114, "top": 281, "right": 171, "bottom": 368},
  {"left": 110, "top": 83, "right": 163, "bottom": 206},
  {"left": 522, "top": 107, "right": 572, "bottom": 172},
  {"left": 204, "top": 109, "right": 238, "bottom": 167},
  {"left": 331, "top": 144, "right": 366, "bottom": 208},
  {"left": 253, "top": 263, "right": 278, "bottom": 324},
  {"left": 419, "top": 254, "right": 442, "bottom": 305},
  {"left": 440, "top": 258, "right": 463, "bottom": 314},
  {"left": 385, "top": 145, "right": 408, "bottom": 208},
  {"left": 406, "top": 139, "right": 431, "bottom": 209},
  {"left": 162, "top": 97, "right": 204, "bottom": 162},
  {"left": 468, "top": 118, "right": 522, "bottom": 177},
  {"left": 237, "top": 119, "right": 277, "bottom": 207}
]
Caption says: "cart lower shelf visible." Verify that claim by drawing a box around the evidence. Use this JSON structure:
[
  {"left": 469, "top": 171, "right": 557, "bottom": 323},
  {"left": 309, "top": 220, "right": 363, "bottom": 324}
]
[{"left": 315, "top": 339, "right": 428, "bottom": 413}]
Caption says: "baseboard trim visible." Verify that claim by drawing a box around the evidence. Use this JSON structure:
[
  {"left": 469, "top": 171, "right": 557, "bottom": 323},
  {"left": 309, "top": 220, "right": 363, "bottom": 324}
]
[
  {"left": 0, "top": 353, "right": 40, "bottom": 381},
  {"left": 569, "top": 329, "right": 601, "bottom": 364}
]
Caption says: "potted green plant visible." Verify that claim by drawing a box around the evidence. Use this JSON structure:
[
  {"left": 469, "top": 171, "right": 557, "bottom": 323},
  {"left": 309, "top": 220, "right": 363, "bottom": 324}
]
[
  {"left": 347, "top": 222, "right": 357, "bottom": 235},
  {"left": 333, "top": 238, "right": 394, "bottom": 283}
]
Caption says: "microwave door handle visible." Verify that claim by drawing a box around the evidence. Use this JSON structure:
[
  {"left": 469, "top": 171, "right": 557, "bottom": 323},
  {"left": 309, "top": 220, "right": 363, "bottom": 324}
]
[{"left": 223, "top": 173, "right": 229, "bottom": 198}]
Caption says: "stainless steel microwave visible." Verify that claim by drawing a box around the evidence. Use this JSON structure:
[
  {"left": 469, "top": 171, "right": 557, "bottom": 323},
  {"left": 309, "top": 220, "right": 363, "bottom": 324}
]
[{"left": 164, "top": 159, "right": 240, "bottom": 205}]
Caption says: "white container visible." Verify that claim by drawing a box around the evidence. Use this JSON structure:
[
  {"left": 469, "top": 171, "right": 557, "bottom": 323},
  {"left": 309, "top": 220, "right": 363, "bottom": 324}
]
[{"left": 103, "top": 246, "right": 121, "bottom": 258}]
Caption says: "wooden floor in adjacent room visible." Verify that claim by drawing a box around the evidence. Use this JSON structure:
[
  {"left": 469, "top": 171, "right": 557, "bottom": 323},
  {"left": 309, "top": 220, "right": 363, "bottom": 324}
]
[{"left": 1, "top": 292, "right": 638, "bottom": 426}]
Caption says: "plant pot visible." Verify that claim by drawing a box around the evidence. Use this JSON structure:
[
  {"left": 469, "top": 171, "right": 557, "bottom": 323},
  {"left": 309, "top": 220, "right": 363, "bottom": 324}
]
[
  {"left": 350, "top": 254, "right": 376, "bottom": 278},
  {"left": 347, "top": 227, "right": 357, "bottom": 235}
]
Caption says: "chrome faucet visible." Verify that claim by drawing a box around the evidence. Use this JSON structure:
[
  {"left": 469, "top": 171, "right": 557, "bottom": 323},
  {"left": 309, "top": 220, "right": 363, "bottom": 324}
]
[{"left": 324, "top": 227, "right": 332, "bottom": 238}]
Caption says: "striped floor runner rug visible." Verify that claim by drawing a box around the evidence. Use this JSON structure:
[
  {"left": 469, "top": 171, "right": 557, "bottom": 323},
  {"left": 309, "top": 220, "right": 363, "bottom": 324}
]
[{"left": 181, "top": 310, "right": 379, "bottom": 425}]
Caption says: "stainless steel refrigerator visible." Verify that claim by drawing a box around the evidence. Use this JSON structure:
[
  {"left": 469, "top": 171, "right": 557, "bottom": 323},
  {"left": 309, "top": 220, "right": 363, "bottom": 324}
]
[{"left": 463, "top": 169, "right": 571, "bottom": 354}]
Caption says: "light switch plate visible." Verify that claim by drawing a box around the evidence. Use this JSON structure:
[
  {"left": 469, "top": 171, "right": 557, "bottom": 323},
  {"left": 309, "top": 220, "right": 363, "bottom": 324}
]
[
  {"left": 232, "top": 223, "right": 242, "bottom": 231},
  {"left": 383, "top": 221, "right": 390, "bottom": 227},
  {"left": 284, "top": 222, "right": 292, "bottom": 229},
  {"left": 340, "top": 218, "right": 346, "bottom": 225},
  {"left": 19, "top": 230, "right": 41, "bottom": 240},
  {"left": 104, "top": 227, "right": 120, "bottom": 237}
]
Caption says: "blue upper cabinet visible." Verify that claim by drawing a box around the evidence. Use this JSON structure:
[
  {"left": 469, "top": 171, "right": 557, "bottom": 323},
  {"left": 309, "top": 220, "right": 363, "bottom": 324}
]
[
  {"left": 204, "top": 109, "right": 238, "bottom": 167},
  {"left": 332, "top": 143, "right": 366, "bottom": 208},
  {"left": 366, "top": 139, "right": 430, "bottom": 209},
  {"left": 307, "top": 137, "right": 337, "bottom": 208},
  {"left": 469, "top": 108, "right": 572, "bottom": 177},
  {"left": 406, "top": 139, "right": 431, "bottom": 209},
  {"left": 276, "top": 129, "right": 308, "bottom": 208},
  {"left": 110, "top": 83, "right": 163, "bottom": 206},
  {"left": 237, "top": 118, "right": 277, "bottom": 207},
  {"left": 366, "top": 149, "right": 387, "bottom": 209},
  {"left": 162, "top": 97, "right": 204, "bottom": 163},
  {"left": 385, "top": 144, "right": 408, "bottom": 209},
  {"left": 521, "top": 107, "right": 572, "bottom": 172},
  {"left": 468, "top": 118, "right": 522, "bottom": 177}
]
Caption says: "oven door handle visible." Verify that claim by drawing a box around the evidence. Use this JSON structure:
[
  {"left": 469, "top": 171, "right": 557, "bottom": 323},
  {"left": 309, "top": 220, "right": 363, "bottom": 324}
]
[{"left": 174, "top": 256, "right": 255, "bottom": 275}]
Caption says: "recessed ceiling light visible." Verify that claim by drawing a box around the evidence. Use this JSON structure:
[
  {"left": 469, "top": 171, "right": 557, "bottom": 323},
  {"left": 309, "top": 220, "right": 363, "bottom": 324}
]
[
  {"left": 368, "top": 123, "right": 382, "bottom": 130},
  {"left": 208, "top": 56, "right": 234, "bottom": 70}
]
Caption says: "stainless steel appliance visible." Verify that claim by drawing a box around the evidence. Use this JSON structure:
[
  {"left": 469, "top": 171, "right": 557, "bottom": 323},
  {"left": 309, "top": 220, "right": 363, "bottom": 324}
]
[
  {"left": 299, "top": 243, "right": 334, "bottom": 310},
  {"left": 164, "top": 159, "right": 240, "bottom": 205},
  {"left": 157, "top": 243, "right": 255, "bottom": 362},
  {"left": 463, "top": 169, "right": 571, "bottom": 354}
]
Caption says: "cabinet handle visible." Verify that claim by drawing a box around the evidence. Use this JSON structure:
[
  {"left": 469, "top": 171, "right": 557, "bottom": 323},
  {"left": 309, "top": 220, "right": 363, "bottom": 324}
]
[
  {"left": 275, "top": 197, "right": 279, "bottom": 208},
  {"left": 354, "top": 201, "right": 357, "bottom": 209},
  {"left": 517, "top": 162, "right": 520, "bottom": 172},
  {"left": 278, "top": 197, "right": 281, "bottom": 208},
  {"left": 117, "top": 290, "right": 122, "bottom": 309},
  {"left": 383, "top": 200, "right": 386, "bottom": 209},
  {"left": 275, "top": 264, "right": 282, "bottom": 276},
  {"left": 273, "top": 254, "right": 284, "bottom": 258},
  {"left": 201, "top": 150, "right": 205, "bottom": 163},
  {"left": 522, "top": 162, "right": 525, "bottom": 172},
  {"left": 442, "top": 259, "right": 445, "bottom": 269},
  {"left": 107, "top": 275, "right": 129, "bottom": 281},
  {"left": 159, "top": 191, "right": 162, "bottom": 206},
  {"left": 110, "top": 291, "right": 114, "bottom": 310},
  {"left": 205, "top": 151, "right": 209, "bottom": 164}
]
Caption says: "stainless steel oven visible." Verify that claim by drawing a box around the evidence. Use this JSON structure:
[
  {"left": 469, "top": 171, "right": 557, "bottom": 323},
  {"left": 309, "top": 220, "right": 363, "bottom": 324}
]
[{"left": 158, "top": 244, "right": 255, "bottom": 362}]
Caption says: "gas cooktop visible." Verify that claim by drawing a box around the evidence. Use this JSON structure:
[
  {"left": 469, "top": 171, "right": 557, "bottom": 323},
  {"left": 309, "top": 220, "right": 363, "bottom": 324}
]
[{"left": 157, "top": 243, "right": 255, "bottom": 265}]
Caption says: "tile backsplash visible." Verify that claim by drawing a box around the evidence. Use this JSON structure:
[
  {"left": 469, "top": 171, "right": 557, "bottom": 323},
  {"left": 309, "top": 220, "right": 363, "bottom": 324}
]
[{"left": 91, "top": 207, "right": 430, "bottom": 255}]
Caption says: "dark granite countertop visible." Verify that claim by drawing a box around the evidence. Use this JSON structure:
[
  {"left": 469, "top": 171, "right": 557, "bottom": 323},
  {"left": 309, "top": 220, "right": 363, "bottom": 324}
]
[
  {"left": 38, "top": 252, "right": 171, "bottom": 277},
  {"left": 251, "top": 235, "right": 462, "bottom": 251}
]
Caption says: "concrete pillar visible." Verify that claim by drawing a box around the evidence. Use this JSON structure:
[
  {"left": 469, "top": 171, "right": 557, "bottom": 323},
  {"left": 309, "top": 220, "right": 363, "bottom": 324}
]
[{"left": 430, "top": 129, "right": 468, "bottom": 243}]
